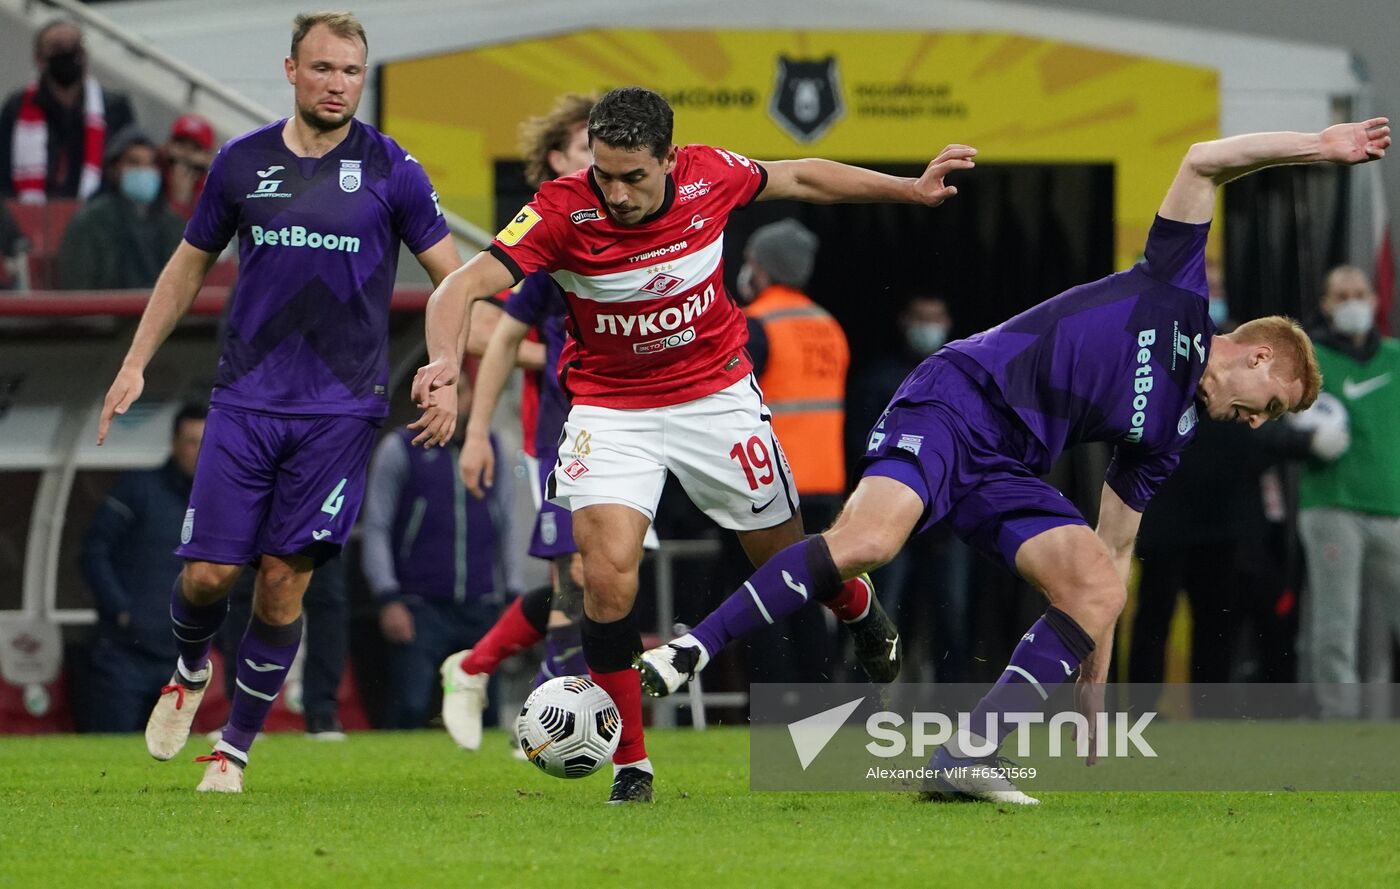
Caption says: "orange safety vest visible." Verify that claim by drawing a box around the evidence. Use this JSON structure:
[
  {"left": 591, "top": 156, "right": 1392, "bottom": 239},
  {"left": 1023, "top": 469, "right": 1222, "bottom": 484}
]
[{"left": 745, "top": 285, "right": 850, "bottom": 495}]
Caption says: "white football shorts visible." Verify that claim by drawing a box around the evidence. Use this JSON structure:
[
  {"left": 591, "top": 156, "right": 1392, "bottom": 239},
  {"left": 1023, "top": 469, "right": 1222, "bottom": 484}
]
[{"left": 547, "top": 375, "right": 799, "bottom": 531}]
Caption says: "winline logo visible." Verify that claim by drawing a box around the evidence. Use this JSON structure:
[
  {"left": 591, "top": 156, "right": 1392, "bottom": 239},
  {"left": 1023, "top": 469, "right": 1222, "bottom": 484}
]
[{"left": 787, "top": 696, "right": 1157, "bottom": 771}]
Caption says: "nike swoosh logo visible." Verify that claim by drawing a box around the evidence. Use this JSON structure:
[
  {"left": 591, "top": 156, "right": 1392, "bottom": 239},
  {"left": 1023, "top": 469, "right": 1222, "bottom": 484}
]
[
  {"left": 525, "top": 739, "right": 554, "bottom": 760},
  {"left": 589, "top": 240, "right": 621, "bottom": 255},
  {"left": 1342, "top": 373, "right": 1392, "bottom": 400},
  {"left": 257, "top": 165, "right": 284, "bottom": 177},
  {"left": 244, "top": 659, "right": 285, "bottom": 673},
  {"left": 1060, "top": 659, "right": 1074, "bottom": 676},
  {"left": 751, "top": 494, "right": 779, "bottom": 514}
]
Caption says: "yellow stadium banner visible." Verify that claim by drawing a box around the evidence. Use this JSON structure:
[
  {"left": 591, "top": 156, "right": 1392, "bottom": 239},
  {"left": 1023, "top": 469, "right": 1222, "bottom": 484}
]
[{"left": 381, "top": 30, "right": 1218, "bottom": 269}]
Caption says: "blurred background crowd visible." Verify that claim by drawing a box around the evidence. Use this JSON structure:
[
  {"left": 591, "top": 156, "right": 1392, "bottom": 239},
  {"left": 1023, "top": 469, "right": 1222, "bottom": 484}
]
[{"left": 2, "top": 2, "right": 1397, "bottom": 735}]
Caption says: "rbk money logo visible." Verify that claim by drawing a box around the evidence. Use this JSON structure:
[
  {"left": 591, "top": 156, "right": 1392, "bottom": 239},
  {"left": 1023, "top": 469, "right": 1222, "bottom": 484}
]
[{"left": 769, "top": 55, "right": 845, "bottom": 143}]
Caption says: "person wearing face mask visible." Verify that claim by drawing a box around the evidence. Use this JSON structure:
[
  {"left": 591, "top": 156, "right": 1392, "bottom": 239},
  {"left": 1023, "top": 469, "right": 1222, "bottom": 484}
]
[
  {"left": 0, "top": 19, "right": 135, "bottom": 202},
  {"left": 1297, "top": 265, "right": 1400, "bottom": 718},
  {"left": 849, "top": 295, "right": 953, "bottom": 466},
  {"left": 57, "top": 128, "right": 185, "bottom": 289}
]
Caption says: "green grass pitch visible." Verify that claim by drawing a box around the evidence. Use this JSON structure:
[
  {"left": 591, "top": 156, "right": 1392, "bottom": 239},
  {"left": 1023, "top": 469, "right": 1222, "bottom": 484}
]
[{"left": 2, "top": 728, "right": 1397, "bottom": 887}]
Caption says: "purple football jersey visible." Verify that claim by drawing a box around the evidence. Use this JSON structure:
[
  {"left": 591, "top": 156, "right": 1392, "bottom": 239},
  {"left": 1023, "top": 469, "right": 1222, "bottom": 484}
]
[
  {"left": 185, "top": 119, "right": 449, "bottom": 419},
  {"left": 937, "top": 215, "right": 1215, "bottom": 510},
  {"left": 504, "top": 271, "right": 570, "bottom": 455}
]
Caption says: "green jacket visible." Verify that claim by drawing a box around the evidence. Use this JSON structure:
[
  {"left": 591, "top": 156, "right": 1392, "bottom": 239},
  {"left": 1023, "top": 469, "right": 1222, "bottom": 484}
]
[
  {"left": 1299, "top": 326, "right": 1400, "bottom": 516},
  {"left": 58, "top": 192, "right": 185, "bottom": 290}
]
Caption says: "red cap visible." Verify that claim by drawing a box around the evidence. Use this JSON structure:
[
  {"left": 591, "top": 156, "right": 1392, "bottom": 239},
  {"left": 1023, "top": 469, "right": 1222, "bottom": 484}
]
[{"left": 169, "top": 113, "right": 214, "bottom": 150}]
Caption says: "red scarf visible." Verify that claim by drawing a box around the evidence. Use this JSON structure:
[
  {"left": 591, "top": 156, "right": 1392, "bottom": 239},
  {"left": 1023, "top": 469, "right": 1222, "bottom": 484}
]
[{"left": 11, "top": 77, "right": 105, "bottom": 204}]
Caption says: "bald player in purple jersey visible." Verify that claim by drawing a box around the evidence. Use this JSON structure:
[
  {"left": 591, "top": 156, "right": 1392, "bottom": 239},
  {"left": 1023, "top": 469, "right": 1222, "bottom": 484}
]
[
  {"left": 639, "top": 118, "right": 1391, "bottom": 803},
  {"left": 95, "top": 12, "right": 461, "bottom": 793}
]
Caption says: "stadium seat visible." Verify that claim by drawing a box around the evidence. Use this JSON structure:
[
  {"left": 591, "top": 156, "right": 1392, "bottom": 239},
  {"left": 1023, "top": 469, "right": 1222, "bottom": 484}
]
[{"left": 4, "top": 199, "right": 81, "bottom": 290}]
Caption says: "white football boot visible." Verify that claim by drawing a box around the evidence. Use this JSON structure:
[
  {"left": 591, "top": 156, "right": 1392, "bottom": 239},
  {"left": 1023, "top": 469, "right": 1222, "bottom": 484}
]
[
  {"left": 145, "top": 661, "right": 212, "bottom": 761},
  {"left": 195, "top": 748, "right": 245, "bottom": 793},
  {"left": 440, "top": 649, "right": 488, "bottom": 750},
  {"left": 634, "top": 634, "right": 710, "bottom": 698}
]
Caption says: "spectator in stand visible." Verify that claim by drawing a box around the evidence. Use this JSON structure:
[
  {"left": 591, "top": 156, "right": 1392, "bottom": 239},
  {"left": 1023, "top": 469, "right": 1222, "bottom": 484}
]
[
  {"left": 79, "top": 404, "right": 206, "bottom": 732},
  {"left": 360, "top": 384, "right": 508, "bottom": 729},
  {"left": 0, "top": 19, "right": 135, "bottom": 203},
  {"left": 848, "top": 293, "right": 972, "bottom": 681},
  {"left": 57, "top": 128, "right": 184, "bottom": 289},
  {"left": 161, "top": 114, "right": 215, "bottom": 220},
  {"left": 1298, "top": 265, "right": 1400, "bottom": 718}
]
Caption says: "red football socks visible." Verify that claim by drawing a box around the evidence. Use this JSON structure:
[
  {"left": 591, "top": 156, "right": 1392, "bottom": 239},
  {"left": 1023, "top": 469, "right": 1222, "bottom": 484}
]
[
  {"left": 589, "top": 666, "right": 647, "bottom": 764},
  {"left": 461, "top": 598, "right": 545, "bottom": 675}
]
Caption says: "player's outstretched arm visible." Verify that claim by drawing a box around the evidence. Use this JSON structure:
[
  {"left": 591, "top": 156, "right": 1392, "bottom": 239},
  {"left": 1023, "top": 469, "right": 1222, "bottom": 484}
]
[
  {"left": 457, "top": 312, "right": 530, "bottom": 497},
  {"left": 409, "top": 250, "right": 517, "bottom": 447},
  {"left": 1158, "top": 118, "right": 1390, "bottom": 224},
  {"left": 97, "top": 240, "right": 219, "bottom": 445},
  {"left": 759, "top": 144, "right": 976, "bottom": 206}
]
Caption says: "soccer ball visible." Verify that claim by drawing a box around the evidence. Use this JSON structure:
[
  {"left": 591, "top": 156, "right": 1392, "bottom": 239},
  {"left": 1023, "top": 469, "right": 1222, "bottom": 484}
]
[{"left": 515, "top": 676, "right": 621, "bottom": 779}]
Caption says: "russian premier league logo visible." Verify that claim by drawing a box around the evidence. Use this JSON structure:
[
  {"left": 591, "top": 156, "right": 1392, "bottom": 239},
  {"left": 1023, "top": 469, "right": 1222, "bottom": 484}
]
[
  {"left": 339, "top": 160, "right": 362, "bottom": 193},
  {"left": 769, "top": 56, "right": 845, "bottom": 143}
]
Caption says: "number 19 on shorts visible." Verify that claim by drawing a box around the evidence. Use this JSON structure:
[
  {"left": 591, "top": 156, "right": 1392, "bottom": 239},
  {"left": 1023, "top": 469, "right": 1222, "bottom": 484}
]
[{"left": 729, "top": 435, "right": 774, "bottom": 490}]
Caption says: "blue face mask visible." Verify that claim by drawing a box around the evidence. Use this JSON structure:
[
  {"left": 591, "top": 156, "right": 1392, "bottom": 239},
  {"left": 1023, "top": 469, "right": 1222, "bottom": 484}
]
[
  {"left": 120, "top": 167, "right": 162, "bottom": 205},
  {"left": 906, "top": 322, "right": 948, "bottom": 355},
  {"left": 1208, "top": 298, "right": 1229, "bottom": 326}
]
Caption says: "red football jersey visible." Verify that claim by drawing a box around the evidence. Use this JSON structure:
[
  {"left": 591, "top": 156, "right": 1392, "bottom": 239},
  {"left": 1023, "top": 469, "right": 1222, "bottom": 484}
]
[{"left": 489, "top": 145, "right": 767, "bottom": 408}]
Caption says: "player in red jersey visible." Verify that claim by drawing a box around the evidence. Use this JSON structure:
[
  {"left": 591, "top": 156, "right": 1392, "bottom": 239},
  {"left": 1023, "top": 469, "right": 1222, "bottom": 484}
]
[{"left": 411, "top": 87, "right": 975, "bottom": 803}]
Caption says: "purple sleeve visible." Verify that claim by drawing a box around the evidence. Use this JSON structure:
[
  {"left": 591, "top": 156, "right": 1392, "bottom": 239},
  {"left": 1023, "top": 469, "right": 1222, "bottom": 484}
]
[
  {"left": 502, "top": 271, "right": 553, "bottom": 326},
  {"left": 1139, "top": 214, "right": 1210, "bottom": 297},
  {"left": 1104, "top": 444, "right": 1184, "bottom": 512},
  {"left": 390, "top": 154, "right": 450, "bottom": 254},
  {"left": 183, "top": 147, "right": 237, "bottom": 252}
]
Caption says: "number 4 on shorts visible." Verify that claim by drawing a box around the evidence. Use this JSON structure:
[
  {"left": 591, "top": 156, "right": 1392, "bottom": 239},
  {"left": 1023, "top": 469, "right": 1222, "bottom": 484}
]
[{"left": 321, "top": 478, "right": 348, "bottom": 518}]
